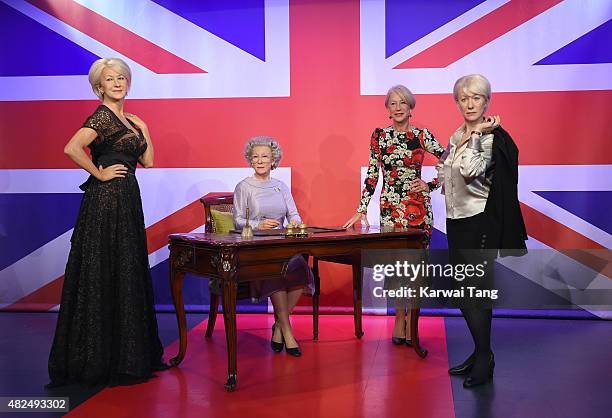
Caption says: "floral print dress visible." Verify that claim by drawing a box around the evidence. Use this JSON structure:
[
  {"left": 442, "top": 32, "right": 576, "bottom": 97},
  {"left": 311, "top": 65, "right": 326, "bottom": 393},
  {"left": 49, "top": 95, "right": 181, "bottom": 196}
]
[{"left": 358, "top": 126, "right": 445, "bottom": 236}]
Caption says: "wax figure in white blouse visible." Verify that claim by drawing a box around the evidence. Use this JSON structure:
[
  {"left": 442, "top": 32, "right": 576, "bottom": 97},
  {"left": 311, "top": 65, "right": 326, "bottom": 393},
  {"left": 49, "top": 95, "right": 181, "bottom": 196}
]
[
  {"left": 437, "top": 74, "right": 526, "bottom": 388},
  {"left": 233, "top": 136, "right": 313, "bottom": 357}
]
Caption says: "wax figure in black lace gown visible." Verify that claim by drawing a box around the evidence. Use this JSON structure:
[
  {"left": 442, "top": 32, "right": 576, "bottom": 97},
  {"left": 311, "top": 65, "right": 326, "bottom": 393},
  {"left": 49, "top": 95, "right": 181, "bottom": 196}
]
[{"left": 48, "top": 58, "right": 166, "bottom": 387}]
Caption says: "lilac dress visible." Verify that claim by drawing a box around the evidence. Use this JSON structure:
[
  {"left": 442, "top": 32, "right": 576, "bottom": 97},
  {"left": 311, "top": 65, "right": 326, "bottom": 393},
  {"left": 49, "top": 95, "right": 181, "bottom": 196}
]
[{"left": 233, "top": 177, "right": 314, "bottom": 300}]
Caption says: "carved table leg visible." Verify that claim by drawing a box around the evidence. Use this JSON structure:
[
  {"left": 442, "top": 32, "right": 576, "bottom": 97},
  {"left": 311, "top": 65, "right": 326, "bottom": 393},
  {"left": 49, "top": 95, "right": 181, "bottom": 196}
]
[
  {"left": 352, "top": 264, "right": 364, "bottom": 338},
  {"left": 216, "top": 248, "right": 239, "bottom": 391},
  {"left": 312, "top": 257, "right": 320, "bottom": 341},
  {"left": 222, "top": 280, "right": 238, "bottom": 391},
  {"left": 410, "top": 308, "right": 428, "bottom": 358},
  {"left": 169, "top": 248, "right": 190, "bottom": 367},
  {"left": 205, "top": 292, "right": 219, "bottom": 338}
]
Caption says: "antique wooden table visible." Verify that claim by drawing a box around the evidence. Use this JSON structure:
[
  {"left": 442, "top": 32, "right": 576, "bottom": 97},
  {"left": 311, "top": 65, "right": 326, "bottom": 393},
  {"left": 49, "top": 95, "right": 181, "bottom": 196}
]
[{"left": 168, "top": 227, "right": 428, "bottom": 391}]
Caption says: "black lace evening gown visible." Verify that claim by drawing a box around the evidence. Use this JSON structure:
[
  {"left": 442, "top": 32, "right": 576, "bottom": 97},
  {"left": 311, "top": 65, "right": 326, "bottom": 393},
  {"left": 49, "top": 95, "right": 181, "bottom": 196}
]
[{"left": 48, "top": 105, "right": 164, "bottom": 386}]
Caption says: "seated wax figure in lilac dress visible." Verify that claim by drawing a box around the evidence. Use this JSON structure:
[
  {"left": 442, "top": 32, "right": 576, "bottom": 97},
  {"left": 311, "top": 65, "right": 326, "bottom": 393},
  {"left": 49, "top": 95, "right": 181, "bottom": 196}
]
[{"left": 232, "top": 136, "right": 313, "bottom": 357}]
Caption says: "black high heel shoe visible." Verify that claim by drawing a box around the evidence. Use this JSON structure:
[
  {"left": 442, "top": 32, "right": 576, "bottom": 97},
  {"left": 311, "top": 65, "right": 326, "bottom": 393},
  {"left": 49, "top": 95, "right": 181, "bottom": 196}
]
[
  {"left": 285, "top": 344, "right": 302, "bottom": 357},
  {"left": 391, "top": 336, "right": 406, "bottom": 345},
  {"left": 271, "top": 324, "right": 284, "bottom": 353},
  {"left": 463, "top": 354, "right": 495, "bottom": 388},
  {"left": 448, "top": 353, "right": 475, "bottom": 376},
  {"left": 463, "top": 369, "right": 494, "bottom": 388},
  {"left": 280, "top": 328, "right": 301, "bottom": 357},
  {"left": 392, "top": 317, "right": 408, "bottom": 345}
]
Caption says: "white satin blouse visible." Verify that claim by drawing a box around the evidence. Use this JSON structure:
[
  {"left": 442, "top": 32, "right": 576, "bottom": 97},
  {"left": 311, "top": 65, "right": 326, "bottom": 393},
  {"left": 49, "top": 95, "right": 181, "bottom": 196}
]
[{"left": 436, "top": 127, "right": 495, "bottom": 219}]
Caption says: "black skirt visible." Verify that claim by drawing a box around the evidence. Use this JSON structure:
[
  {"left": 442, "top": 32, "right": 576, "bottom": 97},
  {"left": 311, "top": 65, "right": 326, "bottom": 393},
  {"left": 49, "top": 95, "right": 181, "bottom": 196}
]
[
  {"left": 48, "top": 174, "right": 164, "bottom": 386},
  {"left": 446, "top": 212, "right": 499, "bottom": 309}
]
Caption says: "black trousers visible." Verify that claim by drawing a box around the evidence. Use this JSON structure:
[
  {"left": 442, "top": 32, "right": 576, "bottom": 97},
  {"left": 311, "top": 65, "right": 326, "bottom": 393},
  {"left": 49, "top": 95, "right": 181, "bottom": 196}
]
[{"left": 446, "top": 212, "right": 499, "bottom": 373}]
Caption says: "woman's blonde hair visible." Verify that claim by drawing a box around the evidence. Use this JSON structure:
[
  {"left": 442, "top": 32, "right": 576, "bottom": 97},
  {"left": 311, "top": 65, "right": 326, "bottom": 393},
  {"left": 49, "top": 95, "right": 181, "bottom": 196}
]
[
  {"left": 453, "top": 74, "right": 491, "bottom": 103},
  {"left": 384, "top": 85, "right": 416, "bottom": 109}
]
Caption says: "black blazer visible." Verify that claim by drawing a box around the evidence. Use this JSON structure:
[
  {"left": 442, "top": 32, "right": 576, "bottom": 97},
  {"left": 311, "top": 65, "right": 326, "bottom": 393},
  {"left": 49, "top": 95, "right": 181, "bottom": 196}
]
[{"left": 484, "top": 127, "right": 528, "bottom": 256}]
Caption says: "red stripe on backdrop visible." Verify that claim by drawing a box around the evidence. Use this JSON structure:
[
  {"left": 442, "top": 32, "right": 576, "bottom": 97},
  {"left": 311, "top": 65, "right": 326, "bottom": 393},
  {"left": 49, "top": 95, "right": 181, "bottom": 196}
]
[
  {"left": 26, "top": 0, "right": 206, "bottom": 74},
  {"left": 2, "top": 275, "right": 64, "bottom": 312},
  {"left": 2, "top": 92, "right": 611, "bottom": 170},
  {"left": 521, "top": 203, "right": 605, "bottom": 250},
  {"left": 394, "top": 0, "right": 562, "bottom": 69},
  {"left": 520, "top": 203, "right": 611, "bottom": 279},
  {"left": 146, "top": 199, "right": 203, "bottom": 253}
]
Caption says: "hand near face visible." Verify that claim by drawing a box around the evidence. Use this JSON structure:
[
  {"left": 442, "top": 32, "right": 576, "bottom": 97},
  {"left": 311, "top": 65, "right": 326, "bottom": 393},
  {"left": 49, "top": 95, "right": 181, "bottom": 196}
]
[
  {"left": 475, "top": 115, "right": 500, "bottom": 134},
  {"left": 409, "top": 178, "right": 428, "bottom": 193},
  {"left": 258, "top": 218, "right": 281, "bottom": 230}
]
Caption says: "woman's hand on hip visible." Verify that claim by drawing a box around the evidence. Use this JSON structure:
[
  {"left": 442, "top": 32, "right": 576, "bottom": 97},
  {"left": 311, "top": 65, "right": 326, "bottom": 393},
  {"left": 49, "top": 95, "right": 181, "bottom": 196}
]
[
  {"left": 409, "top": 178, "right": 428, "bottom": 193},
  {"left": 96, "top": 164, "right": 127, "bottom": 181},
  {"left": 343, "top": 212, "right": 369, "bottom": 229}
]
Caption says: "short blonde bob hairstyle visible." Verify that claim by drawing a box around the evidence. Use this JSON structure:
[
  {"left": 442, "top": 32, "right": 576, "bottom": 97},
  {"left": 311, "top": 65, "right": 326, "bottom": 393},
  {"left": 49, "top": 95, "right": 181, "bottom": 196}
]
[
  {"left": 384, "top": 85, "right": 416, "bottom": 109},
  {"left": 243, "top": 136, "right": 283, "bottom": 170},
  {"left": 88, "top": 58, "right": 132, "bottom": 100},
  {"left": 453, "top": 74, "right": 491, "bottom": 103}
]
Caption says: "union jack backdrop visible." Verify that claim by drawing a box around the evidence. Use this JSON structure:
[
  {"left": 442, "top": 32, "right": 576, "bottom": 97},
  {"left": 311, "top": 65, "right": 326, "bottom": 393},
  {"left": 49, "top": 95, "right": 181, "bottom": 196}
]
[{"left": 1, "top": 0, "right": 611, "bottom": 316}]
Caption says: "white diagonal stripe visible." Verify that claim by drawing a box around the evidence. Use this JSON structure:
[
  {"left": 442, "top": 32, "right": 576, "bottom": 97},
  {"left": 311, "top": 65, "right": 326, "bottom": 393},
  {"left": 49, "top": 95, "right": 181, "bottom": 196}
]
[{"left": 0, "top": 230, "right": 71, "bottom": 308}]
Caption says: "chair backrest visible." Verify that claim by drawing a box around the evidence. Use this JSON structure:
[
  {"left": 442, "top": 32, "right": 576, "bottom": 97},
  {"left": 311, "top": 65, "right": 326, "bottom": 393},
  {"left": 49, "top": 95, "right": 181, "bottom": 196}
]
[{"left": 200, "top": 193, "right": 234, "bottom": 233}]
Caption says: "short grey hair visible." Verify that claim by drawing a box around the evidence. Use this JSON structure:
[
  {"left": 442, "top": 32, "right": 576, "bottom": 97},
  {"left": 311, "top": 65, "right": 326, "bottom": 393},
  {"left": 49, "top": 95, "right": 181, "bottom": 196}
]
[
  {"left": 88, "top": 58, "right": 132, "bottom": 100},
  {"left": 384, "top": 85, "right": 416, "bottom": 109},
  {"left": 243, "top": 136, "right": 283, "bottom": 170},
  {"left": 453, "top": 74, "right": 491, "bottom": 103}
]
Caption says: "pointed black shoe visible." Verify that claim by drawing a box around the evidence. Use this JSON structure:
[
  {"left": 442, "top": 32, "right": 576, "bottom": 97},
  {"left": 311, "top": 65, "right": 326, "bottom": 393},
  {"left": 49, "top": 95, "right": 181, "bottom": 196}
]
[
  {"left": 278, "top": 325, "right": 301, "bottom": 356},
  {"left": 271, "top": 324, "right": 284, "bottom": 353},
  {"left": 404, "top": 339, "right": 413, "bottom": 347},
  {"left": 391, "top": 336, "right": 406, "bottom": 345},
  {"left": 448, "top": 353, "right": 475, "bottom": 376},
  {"left": 285, "top": 345, "right": 302, "bottom": 357},
  {"left": 463, "top": 369, "right": 494, "bottom": 388},
  {"left": 463, "top": 354, "right": 495, "bottom": 388}
]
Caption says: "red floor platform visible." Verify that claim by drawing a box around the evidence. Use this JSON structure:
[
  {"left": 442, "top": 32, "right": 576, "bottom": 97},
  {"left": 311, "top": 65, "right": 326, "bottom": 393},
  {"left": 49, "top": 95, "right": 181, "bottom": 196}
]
[{"left": 66, "top": 314, "right": 455, "bottom": 418}]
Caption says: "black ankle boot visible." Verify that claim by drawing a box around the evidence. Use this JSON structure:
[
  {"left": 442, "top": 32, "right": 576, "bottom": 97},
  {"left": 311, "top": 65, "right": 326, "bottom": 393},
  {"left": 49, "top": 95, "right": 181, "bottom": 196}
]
[
  {"left": 463, "top": 353, "right": 495, "bottom": 388},
  {"left": 448, "top": 353, "right": 476, "bottom": 376}
]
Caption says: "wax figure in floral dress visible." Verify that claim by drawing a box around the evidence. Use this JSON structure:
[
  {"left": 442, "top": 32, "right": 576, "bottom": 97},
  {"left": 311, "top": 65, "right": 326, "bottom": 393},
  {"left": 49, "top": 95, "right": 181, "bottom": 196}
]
[{"left": 344, "top": 85, "right": 445, "bottom": 346}]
